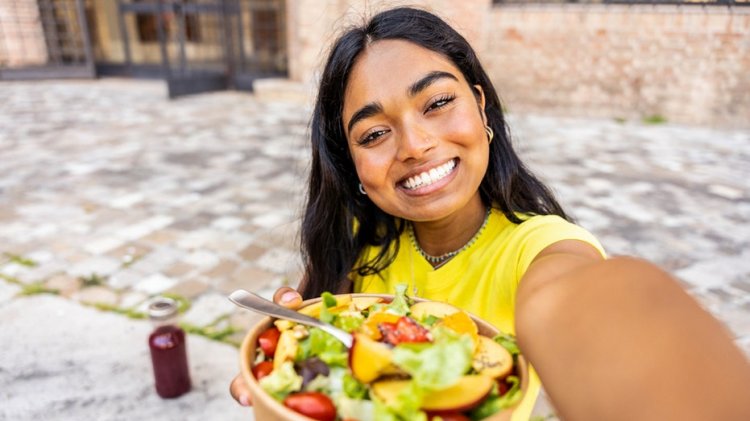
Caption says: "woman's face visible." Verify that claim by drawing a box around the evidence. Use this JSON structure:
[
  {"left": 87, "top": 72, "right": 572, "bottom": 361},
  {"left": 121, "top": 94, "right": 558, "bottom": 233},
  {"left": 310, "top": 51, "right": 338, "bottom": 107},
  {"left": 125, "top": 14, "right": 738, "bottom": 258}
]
[{"left": 343, "top": 39, "right": 489, "bottom": 222}]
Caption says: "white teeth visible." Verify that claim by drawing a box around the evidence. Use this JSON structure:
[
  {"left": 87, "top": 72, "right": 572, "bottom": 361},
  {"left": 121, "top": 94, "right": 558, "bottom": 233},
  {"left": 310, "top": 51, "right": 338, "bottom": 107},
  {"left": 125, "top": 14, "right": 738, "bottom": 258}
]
[{"left": 403, "top": 160, "right": 456, "bottom": 190}]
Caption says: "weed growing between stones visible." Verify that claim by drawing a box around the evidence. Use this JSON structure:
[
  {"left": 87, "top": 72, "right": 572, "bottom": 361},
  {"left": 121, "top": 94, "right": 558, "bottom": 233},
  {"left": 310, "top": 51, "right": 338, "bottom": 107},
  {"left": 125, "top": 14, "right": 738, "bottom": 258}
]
[
  {"left": 0, "top": 273, "right": 59, "bottom": 296},
  {"left": 2, "top": 253, "right": 38, "bottom": 267},
  {"left": 182, "top": 322, "right": 239, "bottom": 345},
  {"left": 642, "top": 114, "right": 667, "bottom": 125},
  {"left": 0, "top": 273, "right": 21, "bottom": 285},
  {"left": 93, "top": 302, "right": 147, "bottom": 319},
  {"left": 19, "top": 281, "right": 58, "bottom": 296},
  {"left": 1, "top": 265, "right": 241, "bottom": 347},
  {"left": 79, "top": 273, "right": 107, "bottom": 287}
]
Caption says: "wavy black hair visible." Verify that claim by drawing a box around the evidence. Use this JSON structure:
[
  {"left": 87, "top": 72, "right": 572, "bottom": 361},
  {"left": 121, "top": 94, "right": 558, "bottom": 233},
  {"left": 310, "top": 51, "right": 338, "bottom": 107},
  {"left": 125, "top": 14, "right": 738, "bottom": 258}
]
[{"left": 300, "top": 7, "right": 568, "bottom": 299}]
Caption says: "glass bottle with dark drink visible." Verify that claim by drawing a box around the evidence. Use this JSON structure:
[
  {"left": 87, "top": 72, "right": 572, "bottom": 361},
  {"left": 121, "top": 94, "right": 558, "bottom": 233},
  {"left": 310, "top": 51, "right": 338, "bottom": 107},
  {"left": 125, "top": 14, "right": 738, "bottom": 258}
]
[{"left": 148, "top": 297, "right": 191, "bottom": 398}]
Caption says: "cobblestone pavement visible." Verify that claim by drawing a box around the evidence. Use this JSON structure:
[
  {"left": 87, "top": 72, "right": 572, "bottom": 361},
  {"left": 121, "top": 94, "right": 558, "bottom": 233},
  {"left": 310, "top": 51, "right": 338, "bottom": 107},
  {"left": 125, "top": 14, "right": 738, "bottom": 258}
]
[{"left": 1, "top": 79, "right": 748, "bottom": 419}]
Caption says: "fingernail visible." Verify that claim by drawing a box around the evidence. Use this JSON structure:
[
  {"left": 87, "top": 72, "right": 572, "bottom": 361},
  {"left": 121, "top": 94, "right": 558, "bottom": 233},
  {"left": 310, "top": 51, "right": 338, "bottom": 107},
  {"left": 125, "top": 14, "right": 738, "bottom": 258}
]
[
  {"left": 239, "top": 394, "right": 250, "bottom": 406},
  {"left": 281, "top": 291, "right": 299, "bottom": 304}
]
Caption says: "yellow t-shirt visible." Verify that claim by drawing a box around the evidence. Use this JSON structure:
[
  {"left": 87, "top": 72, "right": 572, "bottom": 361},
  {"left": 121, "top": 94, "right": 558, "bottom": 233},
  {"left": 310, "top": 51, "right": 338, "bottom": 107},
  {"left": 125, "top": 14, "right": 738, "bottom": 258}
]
[{"left": 352, "top": 209, "right": 606, "bottom": 421}]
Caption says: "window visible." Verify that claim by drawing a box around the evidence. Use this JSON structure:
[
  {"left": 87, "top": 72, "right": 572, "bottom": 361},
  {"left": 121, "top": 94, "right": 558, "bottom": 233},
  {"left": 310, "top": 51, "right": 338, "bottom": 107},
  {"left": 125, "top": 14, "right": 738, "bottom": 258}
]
[{"left": 135, "top": 1, "right": 201, "bottom": 43}]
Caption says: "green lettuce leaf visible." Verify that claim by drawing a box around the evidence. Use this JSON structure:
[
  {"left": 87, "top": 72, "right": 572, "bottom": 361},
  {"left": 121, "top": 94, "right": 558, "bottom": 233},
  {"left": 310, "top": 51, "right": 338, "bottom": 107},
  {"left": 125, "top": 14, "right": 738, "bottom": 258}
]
[
  {"left": 334, "top": 312, "right": 365, "bottom": 332},
  {"left": 258, "top": 360, "right": 302, "bottom": 400},
  {"left": 342, "top": 372, "right": 368, "bottom": 399},
  {"left": 392, "top": 381, "right": 428, "bottom": 421},
  {"left": 338, "top": 396, "right": 376, "bottom": 421},
  {"left": 387, "top": 283, "right": 411, "bottom": 316},
  {"left": 493, "top": 332, "right": 520, "bottom": 357},
  {"left": 421, "top": 314, "right": 439, "bottom": 326},
  {"left": 373, "top": 399, "right": 401, "bottom": 421},
  {"left": 297, "top": 327, "right": 348, "bottom": 367},
  {"left": 381, "top": 328, "right": 474, "bottom": 419},
  {"left": 468, "top": 375, "right": 523, "bottom": 420},
  {"left": 322, "top": 291, "right": 338, "bottom": 307},
  {"left": 495, "top": 376, "right": 523, "bottom": 408},
  {"left": 319, "top": 291, "right": 337, "bottom": 324},
  {"left": 392, "top": 326, "right": 473, "bottom": 391},
  {"left": 304, "top": 374, "right": 330, "bottom": 393},
  {"left": 373, "top": 390, "right": 427, "bottom": 421}
]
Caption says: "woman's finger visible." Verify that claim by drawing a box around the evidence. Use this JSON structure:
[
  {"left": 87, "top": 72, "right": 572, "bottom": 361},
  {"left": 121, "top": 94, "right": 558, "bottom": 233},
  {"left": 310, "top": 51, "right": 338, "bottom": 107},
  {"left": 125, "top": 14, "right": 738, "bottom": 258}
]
[
  {"left": 273, "top": 286, "right": 303, "bottom": 309},
  {"left": 229, "top": 373, "right": 253, "bottom": 406}
]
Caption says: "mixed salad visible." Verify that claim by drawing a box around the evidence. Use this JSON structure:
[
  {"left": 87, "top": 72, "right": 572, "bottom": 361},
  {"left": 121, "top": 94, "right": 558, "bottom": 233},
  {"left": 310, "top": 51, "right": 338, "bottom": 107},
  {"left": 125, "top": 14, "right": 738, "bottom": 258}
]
[{"left": 250, "top": 285, "right": 523, "bottom": 421}]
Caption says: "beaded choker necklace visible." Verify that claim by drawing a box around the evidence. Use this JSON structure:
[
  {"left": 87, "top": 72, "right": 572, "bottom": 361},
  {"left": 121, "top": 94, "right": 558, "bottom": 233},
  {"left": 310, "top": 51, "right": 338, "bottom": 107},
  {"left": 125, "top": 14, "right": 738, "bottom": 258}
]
[{"left": 408, "top": 207, "right": 492, "bottom": 268}]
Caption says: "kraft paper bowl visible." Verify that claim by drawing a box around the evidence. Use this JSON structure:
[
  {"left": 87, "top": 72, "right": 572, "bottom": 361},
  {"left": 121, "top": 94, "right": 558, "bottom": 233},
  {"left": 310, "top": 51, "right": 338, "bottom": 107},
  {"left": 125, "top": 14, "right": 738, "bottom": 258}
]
[{"left": 240, "top": 293, "right": 529, "bottom": 421}]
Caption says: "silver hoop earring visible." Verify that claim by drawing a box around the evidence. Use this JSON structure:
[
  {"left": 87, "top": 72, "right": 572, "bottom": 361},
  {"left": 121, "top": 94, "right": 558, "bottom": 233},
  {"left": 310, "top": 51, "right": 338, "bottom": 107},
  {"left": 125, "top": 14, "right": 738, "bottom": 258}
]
[
  {"left": 485, "top": 126, "right": 494, "bottom": 144},
  {"left": 358, "top": 183, "right": 367, "bottom": 195}
]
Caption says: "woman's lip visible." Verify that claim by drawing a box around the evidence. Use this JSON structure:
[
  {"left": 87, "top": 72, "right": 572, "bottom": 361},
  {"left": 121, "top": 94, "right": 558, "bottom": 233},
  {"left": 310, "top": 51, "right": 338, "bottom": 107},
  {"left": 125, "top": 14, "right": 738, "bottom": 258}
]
[{"left": 398, "top": 159, "right": 459, "bottom": 196}]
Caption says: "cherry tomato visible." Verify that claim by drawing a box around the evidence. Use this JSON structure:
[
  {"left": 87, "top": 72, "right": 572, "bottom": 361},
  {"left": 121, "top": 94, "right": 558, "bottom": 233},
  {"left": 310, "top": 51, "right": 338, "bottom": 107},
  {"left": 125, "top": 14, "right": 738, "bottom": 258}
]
[
  {"left": 258, "top": 327, "right": 281, "bottom": 357},
  {"left": 379, "top": 316, "right": 431, "bottom": 345},
  {"left": 429, "top": 413, "right": 471, "bottom": 421},
  {"left": 283, "top": 391, "right": 337, "bottom": 421},
  {"left": 251, "top": 360, "right": 274, "bottom": 380}
]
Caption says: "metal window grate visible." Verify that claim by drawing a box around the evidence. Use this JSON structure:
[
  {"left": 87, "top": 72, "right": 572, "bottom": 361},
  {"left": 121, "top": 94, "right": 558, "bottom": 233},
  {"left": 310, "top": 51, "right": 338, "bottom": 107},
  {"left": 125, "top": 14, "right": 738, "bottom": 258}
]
[
  {"left": 114, "top": 0, "right": 287, "bottom": 96},
  {"left": 0, "top": 0, "right": 95, "bottom": 78}
]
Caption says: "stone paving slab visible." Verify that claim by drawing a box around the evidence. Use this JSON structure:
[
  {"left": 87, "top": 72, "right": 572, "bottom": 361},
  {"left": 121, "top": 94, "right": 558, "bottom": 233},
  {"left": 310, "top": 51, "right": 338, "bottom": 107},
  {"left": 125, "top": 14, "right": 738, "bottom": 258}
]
[
  {"left": 0, "top": 294, "right": 249, "bottom": 421},
  {"left": 1, "top": 79, "right": 749, "bottom": 419}
]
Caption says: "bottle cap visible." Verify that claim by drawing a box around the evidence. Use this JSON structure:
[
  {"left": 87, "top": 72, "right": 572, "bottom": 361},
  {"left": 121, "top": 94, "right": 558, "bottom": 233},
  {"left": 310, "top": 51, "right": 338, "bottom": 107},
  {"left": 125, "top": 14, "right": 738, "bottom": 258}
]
[{"left": 148, "top": 297, "right": 178, "bottom": 320}]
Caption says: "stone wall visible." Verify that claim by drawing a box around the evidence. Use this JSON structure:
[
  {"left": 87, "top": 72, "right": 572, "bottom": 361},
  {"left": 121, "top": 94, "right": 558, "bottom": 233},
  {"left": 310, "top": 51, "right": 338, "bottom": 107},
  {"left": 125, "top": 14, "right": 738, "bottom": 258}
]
[
  {"left": 285, "top": 1, "right": 749, "bottom": 127},
  {"left": 0, "top": 0, "right": 47, "bottom": 67},
  {"left": 485, "top": 5, "right": 750, "bottom": 127}
]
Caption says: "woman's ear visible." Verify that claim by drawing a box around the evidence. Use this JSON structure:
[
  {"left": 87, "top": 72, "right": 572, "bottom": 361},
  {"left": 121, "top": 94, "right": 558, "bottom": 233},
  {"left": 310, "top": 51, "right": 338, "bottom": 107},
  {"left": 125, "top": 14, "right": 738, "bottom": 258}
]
[{"left": 473, "top": 84, "right": 488, "bottom": 125}]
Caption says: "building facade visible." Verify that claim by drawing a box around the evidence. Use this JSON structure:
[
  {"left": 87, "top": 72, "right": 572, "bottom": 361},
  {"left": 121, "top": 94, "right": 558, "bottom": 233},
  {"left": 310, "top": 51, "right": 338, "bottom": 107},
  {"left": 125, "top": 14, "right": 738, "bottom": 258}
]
[
  {"left": 0, "top": 0, "right": 287, "bottom": 96},
  {"left": 2, "top": 0, "right": 748, "bottom": 126}
]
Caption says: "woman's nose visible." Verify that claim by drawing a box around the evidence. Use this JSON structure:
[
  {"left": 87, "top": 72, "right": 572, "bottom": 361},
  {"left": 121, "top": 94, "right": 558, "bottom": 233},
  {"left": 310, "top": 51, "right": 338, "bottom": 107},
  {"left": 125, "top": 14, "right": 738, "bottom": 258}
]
[{"left": 396, "top": 124, "right": 436, "bottom": 161}]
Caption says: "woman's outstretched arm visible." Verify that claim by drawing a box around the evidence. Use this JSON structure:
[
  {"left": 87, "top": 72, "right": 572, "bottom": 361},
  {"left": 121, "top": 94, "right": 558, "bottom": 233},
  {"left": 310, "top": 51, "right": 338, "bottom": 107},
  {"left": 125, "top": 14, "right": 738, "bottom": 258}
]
[{"left": 516, "top": 249, "right": 750, "bottom": 421}]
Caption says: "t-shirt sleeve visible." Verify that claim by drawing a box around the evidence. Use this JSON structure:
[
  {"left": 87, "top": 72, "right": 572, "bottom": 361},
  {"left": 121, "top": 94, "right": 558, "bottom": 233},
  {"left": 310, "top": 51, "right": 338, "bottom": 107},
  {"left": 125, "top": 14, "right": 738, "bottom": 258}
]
[{"left": 514, "top": 215, "right": 606, "bottom": 283}]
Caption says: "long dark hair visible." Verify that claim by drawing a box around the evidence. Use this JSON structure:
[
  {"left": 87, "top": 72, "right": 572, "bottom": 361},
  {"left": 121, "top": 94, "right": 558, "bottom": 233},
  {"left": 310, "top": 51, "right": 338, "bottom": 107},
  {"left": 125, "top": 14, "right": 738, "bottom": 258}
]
[{"left": 300, "top": 7, "right": 568, "bottom": 299}]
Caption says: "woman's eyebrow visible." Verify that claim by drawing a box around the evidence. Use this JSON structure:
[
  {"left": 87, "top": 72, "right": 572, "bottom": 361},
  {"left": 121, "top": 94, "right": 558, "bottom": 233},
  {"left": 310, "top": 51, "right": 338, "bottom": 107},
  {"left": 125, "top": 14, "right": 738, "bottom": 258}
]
[
  {"left": 346, "top": 71, "right": 458, "bottom": 136},
  {"left": 347, "top": 102, "right": 384, "bottom": 136},
  {"left": 407, "top": 71, "right": 459, "bottom": 97}
]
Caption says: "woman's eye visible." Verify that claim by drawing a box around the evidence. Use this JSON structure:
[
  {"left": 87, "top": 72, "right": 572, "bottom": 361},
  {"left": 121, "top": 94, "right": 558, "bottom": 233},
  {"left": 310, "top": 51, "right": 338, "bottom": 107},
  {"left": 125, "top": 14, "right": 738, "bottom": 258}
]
[
  {"left": 426, "top": 95, "right": 455, "bottom": 112},
  {"left": 359, "top": 129, "right": 388, "bottom": 145}
]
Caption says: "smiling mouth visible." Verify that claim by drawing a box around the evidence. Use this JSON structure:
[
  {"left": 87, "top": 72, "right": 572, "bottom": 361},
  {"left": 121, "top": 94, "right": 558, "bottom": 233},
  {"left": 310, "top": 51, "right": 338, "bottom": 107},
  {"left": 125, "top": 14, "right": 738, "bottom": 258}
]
[{"left": 401, "top": 159, "right": 457, "bottom": 190}]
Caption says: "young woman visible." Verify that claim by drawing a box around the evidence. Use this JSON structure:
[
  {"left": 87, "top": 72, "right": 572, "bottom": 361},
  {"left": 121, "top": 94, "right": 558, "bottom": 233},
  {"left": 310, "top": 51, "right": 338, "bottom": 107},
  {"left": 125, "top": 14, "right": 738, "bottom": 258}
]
[{"left": 231, "top": 7, "right": 750, "bottom": 420}]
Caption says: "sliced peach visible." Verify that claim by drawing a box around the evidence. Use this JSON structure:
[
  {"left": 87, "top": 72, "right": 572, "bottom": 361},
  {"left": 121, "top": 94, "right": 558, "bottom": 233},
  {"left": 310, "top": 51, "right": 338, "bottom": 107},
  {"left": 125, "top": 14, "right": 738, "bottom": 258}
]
[
  {"left": 437, "top": 310, "right": 479, "bottom": 350},
  {"left": 409, "top": 301, "right": 460, "bottom": 320},
  {"left": 372, "top": 375, "right": 493, "bottom": 412},
  {"left": 418, "top": 374, "right": 493, "bottom": 412},
  {"left": 335, "top": 294, "right": 353, "bottom": 306},
  {"left": 352, "top": 296, "right": 384, "bottom": 311},
  {"left": 472, "top": 335, "right": 513, "bottom": 379},
  {"left": 274, "top": 319, "right": 294, "bottom": 331},
  {"left": 273, "top": 329, "right": 299, "bottom": 370},
  {"left": 370, "top": 379, "right": 408, "bottom": 407},
  {"left": 298, "top": 294, "right": 353, "bottom": 318},
  {"left": 298, "top": 302, "right": 323, "bottom": 318},
  {"left": 348, "top": 332, "right": 394, "bottom": 383}
]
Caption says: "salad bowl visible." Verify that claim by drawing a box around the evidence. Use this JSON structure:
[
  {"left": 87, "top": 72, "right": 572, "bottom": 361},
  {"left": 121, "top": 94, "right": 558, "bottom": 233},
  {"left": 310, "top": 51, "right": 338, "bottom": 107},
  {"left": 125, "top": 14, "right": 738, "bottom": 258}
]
[{"left": 239, "top": 292, "right": 529, "bottom": 421}]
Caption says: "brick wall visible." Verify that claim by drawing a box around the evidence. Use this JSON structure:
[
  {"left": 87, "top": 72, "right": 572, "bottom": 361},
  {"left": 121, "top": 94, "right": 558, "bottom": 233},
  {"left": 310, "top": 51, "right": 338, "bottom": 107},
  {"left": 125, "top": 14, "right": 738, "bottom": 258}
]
[
  {"left": 285, "top": 0, "right": 491, "bottom": 85},
  {"left": 0, "top": 0, "right": 47, "bottom": 67},
  {"left": 484, "top": 5, "right": 750, "bottom": 127},
  {"left": 287, "top": 1, "right": 749, "bottom": 127}
]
